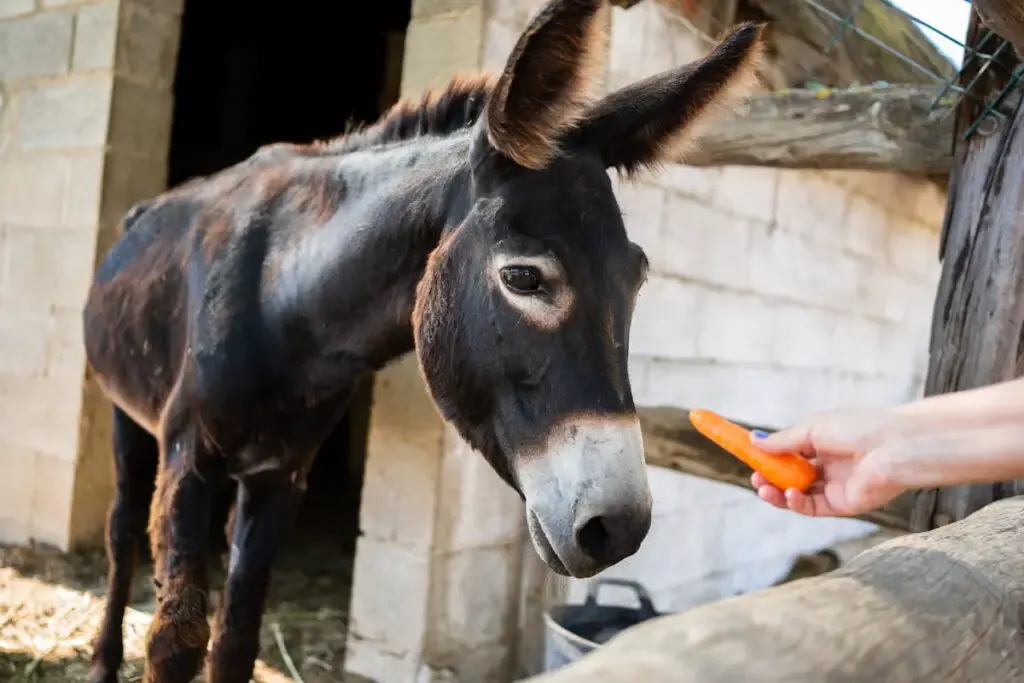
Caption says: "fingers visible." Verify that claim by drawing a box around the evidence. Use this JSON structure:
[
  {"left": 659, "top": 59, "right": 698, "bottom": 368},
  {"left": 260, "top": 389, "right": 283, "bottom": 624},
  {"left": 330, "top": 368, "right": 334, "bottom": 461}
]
[
  {"left": 750, "top": 472, "right": 842, "bottom": 517},
  {"left": 750, "top": 425, "right": 813, "bottom": 453}
]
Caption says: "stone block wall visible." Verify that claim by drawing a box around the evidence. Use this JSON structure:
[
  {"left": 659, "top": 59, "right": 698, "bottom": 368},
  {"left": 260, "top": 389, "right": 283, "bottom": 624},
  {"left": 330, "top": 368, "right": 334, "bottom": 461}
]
[{"left": 0, "top": 0, "right": 182, "bottom": 550}]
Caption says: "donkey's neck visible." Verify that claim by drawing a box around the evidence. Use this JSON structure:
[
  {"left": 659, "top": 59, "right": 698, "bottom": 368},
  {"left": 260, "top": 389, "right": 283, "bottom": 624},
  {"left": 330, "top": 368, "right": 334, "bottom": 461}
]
[{"left": 275, "top": 132, "right": 475, "bottom": 372}]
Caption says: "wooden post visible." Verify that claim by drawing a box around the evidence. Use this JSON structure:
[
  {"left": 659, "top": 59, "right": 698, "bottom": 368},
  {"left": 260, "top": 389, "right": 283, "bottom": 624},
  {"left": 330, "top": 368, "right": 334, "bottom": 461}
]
[{"left": 911, "top": 12, "right": 1024, "bottom": 530}]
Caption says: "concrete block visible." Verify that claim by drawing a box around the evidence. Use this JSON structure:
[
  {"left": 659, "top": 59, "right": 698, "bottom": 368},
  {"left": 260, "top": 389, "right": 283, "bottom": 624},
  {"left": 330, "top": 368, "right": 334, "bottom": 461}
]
[
  {"left": 629, "top": 275, "right": 700, "bottom": 360},
  {"left": 417, "top": 0, "right": 483, "bottom": 19},
  {"left": 750, "top": 227, "right": 861, "bottom": 311},
  {"left": 17, "top": 77, "right": 113, "bottom": 149},
  {"left": 0, "top": 0, "right": 33, "bottom": 19},
  {"left": 844, "top": 193, "right": 889, "bottom": 260},
  {"left": 401, "top": 9, "right": 485, "bottom": 97},
  {"left": 348, "top": 536, "right": 432, "bottom": 655},
  {"left": 0, "top": 375, "right": 83, "bottom": 459},
  {"left": 607, "top": 0, "right": 703, "bottom": 89},
  {"left": 627, "top": 355, "right": 650, "bottom": 403},
  {"left": 695, "top": 289, "right": 772, "bottom": 365},
  {"left": 655, "top": 195, "right": 753, "bottom": 291},
  {"left": 64, "top": 149, "right": 105, "bottom": 228},
  {"left": 656, "top": 163, "right": 719, "bottom": 203},
  {"left": 481, "top": 17, "right": 519, "bottom": 72},
  {"left": 440, "top": 640, "right": 514, "bottom": 683},
  {"left": 3, "top": 226, "right": 97, "bottom": 309},
  {"left": 116, "top": 3, "right": 181, "bottom": 87},
  {"left": 344, "top": 638, "right": 421, "bottom": 683},
  {"left": 0, "top": 12, "right": 73, "bottom": 80},
  {"left": 911, "top": 180, "right": 947, "bottom": 231},
  {"left": 606, "top": 5, "right": 647, "bottom": 91},
  {"left": 774, "top": 170, "right": 849, "bottom": 246},
  {"left": 769, "top": 303, "right": 836, "bottom": 370},
  {"left": 431, "top": 544, "right": 520, "bottom": 655},
  {"left": 435, "top": 426, "right": 524, "bottom": 553},
  {"left": 72, "top": 0, "right": 118, "bottom": 72},
  {"left": 0, "top": 300, "right": 49, "bottom": 377},
  {"left": 359, "top": 356, "right": 445, "bottom": 554},
  {"left": 0, "top": 153, "right": 70, "bottom": 227},
  {"left": 484, "top": 0, "right": 543, "bottom": 33},
  {"left": 613, "top": 178, "right": 665, "bottom": 253},
  {"left": 644, "top": 359, "right": 814, "bottom": 427},
  {"left": 30, "top": 451, "right": 74, "bottom": 547},
  {"left": 0, "top": 444, "right": 35, "bottom": 545},
  {"left": 99, "top": 150, "right": 168, "bottom": 228},
  {"left": 857, "top": 269, "right": 910, "bottom": 323},
  {"left": 830, "top": 315, "right": 883, "bottom": 375},
  {"left": 712, "top": 166, "right": 779, "bottom": 224},
  {"left": 122, "top": 0, "right": 185, "bottom": 17},
  {"left": 108, "top": 79, "right": 172, "bottom": 158},
  {"left": 887, "top": 220, "right": 938, "bottom": 278},
  {"left": 46, "top": 305, "right": 87, "bottom": 380}
]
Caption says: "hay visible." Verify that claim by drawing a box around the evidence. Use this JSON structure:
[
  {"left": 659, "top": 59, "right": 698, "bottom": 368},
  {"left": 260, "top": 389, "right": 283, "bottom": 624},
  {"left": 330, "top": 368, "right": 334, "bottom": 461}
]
[{"left": 0, "top": 535, "right": 354, "bottom": 682}]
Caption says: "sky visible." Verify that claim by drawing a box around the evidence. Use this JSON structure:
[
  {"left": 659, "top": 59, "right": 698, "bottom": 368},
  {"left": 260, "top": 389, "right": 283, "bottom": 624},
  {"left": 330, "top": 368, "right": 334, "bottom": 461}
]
[{"left": 889, "top": 0, "right": 972, "bottom": 66}]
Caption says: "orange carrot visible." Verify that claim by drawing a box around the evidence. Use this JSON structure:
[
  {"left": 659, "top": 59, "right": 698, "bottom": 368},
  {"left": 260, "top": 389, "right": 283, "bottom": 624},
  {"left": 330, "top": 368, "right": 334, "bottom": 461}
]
[{"left": 688, "top": 409, "right": 816, "bottom": 493}]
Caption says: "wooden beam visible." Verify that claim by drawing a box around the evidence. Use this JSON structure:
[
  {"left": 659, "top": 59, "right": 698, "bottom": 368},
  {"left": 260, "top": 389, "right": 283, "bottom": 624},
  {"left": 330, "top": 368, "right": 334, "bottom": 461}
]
[
  {"left": 912, "top": 13, "right": 1024, "bottom": 531},
  {"left": 683, "top": 83, "right": 955, "bottom": 173},
  {"left": 974, "top": 0, "right": 1024, "bottom": 58},
  {"left": 522, "top": 496, "right": 1024, "bottom": 683},
  {"left": 637, "top": 406, "right": 916, "bottom": 532}
]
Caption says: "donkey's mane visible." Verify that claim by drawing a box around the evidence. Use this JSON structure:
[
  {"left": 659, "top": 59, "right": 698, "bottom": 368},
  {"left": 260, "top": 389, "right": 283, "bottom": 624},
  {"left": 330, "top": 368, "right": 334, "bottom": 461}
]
[{"left": 322, "top": 73, "right": 497, "bottom": 154}]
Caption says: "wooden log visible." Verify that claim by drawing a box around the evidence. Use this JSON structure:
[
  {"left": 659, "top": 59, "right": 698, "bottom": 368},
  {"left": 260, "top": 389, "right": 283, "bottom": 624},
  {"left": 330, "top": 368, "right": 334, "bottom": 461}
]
[
  {"left": 974, "top": 0, "right": 1024, "bottom": 59},
  {"left": 684, "top": 83, "right": 956, "bottom": 173},
  {"left": 637, "top": 406, "right": 916, "bottom": 531},
  {"left": 522, "top": 496, "right": 1024, "bottom": 683},
  {"left": 911, "top": 11, "right": 1024, "bottom": 531}
]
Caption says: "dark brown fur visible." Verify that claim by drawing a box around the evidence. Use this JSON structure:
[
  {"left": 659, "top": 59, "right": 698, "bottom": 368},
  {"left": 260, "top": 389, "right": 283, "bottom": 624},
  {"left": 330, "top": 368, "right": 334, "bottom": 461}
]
[{"left": 83, "top": 3, "right": 765, "bottom": 681}]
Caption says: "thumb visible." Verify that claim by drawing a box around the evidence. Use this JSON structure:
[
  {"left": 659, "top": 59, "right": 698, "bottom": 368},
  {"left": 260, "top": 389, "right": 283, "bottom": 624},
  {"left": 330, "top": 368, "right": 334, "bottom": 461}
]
[{"left": 750, "top": 425, "right": 812, "bottom": 453}]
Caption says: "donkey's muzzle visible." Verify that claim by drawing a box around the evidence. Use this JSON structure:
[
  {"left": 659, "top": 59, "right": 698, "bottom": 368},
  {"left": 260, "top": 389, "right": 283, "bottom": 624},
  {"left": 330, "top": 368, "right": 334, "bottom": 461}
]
[{"left": 517, "top": 414, "right": 653, "bottom": 578}]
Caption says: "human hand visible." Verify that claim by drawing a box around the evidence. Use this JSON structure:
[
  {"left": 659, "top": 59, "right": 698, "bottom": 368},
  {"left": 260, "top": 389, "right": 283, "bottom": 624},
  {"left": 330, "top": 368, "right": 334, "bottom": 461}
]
[{"left": 748, "top": 409, "right": 910, "bottom": 518}]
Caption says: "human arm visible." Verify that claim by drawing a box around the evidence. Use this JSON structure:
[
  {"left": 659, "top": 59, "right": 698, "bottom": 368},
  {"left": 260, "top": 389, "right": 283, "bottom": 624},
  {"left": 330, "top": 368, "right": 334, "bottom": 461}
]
[{"left": 750, "top": 376, "right": 1024, "bottom": 517}]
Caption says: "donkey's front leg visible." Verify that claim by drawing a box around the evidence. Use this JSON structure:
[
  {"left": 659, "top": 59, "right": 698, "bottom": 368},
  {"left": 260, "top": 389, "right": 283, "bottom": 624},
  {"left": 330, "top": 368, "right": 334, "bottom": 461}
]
[
  {"left": 143, "top": 424, "right": 216, "bottom": 683},
  {"left": 206, "top": 470, "right": 305, "bottom": 683}
]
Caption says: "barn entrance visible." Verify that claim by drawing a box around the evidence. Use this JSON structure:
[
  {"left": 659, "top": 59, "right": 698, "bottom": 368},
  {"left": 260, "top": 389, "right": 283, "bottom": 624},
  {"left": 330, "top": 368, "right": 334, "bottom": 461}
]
[{"left": 166, "top": 0, "right": 411, "bottom": 676}]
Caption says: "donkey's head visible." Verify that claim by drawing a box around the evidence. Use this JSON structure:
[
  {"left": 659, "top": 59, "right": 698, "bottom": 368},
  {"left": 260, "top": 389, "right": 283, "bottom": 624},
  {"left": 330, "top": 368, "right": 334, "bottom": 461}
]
[{"left": 413, "top": 0, "right": 764, "bottom": 578}]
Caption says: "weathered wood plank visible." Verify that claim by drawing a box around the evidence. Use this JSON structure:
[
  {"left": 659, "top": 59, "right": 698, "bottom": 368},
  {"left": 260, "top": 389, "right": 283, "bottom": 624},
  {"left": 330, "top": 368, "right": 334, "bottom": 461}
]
[
  {"left": 974, "top": 0, "right": 1024, "bottom": 58},
  {"left": 523, "top": 496, "right": 1024, "bottom": 683},
  {"left": 911, "top": 11, "right": 1024, "bottom": 531},
  {"left": 684, "top": 83, "right": 956, "bottom": 173},
  {"left": 637, "top": 406, "right": 916, "bottom": 531}
]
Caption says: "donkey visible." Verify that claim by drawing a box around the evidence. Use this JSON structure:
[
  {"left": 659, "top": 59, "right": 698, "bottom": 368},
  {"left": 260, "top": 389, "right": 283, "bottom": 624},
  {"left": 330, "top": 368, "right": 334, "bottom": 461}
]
[{"left": 82, "top": 0, "right": 764, "bottom": 680}]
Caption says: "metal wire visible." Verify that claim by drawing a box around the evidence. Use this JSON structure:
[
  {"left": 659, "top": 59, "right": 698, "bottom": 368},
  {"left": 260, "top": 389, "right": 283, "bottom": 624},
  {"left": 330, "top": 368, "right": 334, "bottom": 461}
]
[{"left": 797, "top": 0, "right": 1023, "bottom": 141}]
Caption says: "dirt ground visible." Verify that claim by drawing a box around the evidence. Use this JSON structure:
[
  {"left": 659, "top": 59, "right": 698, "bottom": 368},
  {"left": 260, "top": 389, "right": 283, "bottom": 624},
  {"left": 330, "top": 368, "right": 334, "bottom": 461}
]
[{"left": 0, "top": 530, "right": 356, "bottom": 683}]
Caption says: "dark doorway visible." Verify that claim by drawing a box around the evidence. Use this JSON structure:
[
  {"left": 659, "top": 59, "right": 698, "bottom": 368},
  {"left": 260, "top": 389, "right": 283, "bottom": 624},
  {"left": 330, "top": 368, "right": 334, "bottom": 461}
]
[
  {"left": 168, "top": 0, "right": 410, "bottom": 186},
  {"left": 164, "top": 0, "right": 410, "bottom": 675}
]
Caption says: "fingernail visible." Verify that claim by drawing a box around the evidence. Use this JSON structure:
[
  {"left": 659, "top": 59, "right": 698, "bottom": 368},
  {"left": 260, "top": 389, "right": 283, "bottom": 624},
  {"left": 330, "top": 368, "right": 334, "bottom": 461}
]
[{"left": 751, "top": 429, "right": 770, "bottom": 439}]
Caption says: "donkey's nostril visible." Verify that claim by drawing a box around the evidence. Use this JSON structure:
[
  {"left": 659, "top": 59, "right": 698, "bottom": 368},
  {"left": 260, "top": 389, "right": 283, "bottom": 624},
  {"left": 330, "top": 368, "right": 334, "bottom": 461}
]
[{"left": 575, "top": 515, "right": 611, "bottom": 560}]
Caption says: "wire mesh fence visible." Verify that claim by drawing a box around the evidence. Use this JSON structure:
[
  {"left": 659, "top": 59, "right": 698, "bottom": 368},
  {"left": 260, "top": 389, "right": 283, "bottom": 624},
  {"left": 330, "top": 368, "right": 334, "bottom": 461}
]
[
  {"left": 807, "top": 0, "right": 1021, "bottom": 139},
  {"left": 665, "top": 0, "right": 1021, "bottom": 141}
]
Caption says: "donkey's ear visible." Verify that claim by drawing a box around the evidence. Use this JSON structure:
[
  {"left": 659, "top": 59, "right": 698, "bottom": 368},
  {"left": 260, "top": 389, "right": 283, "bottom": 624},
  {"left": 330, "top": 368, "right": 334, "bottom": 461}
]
[
  {"left": 483, "top": 0, "right": 609, "bottom": 170},
  {"left": 572, "top": 22, "right": 765, "bottom": 176}
]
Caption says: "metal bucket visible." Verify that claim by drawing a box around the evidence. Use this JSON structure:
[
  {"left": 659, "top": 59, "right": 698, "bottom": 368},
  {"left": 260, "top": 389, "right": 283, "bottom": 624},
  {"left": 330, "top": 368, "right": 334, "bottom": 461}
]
[{"left": 542, "top": 578, "right": 660, "bottom": 672}]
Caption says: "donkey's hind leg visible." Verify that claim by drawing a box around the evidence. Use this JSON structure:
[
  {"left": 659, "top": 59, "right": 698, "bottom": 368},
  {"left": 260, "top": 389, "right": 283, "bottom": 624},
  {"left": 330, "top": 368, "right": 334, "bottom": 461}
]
[
  {"left": 88, "top": 406, "right": 159, "bottom": 683},
  {"left": 143, "top": 419, "right": 217, "bottom": 683}
]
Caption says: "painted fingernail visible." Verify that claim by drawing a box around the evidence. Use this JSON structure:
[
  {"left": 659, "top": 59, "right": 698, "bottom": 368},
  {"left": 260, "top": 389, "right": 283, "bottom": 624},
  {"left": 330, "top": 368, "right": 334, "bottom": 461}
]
[{"left": 751, "top": 429, "right": 770, "bottom": 439}]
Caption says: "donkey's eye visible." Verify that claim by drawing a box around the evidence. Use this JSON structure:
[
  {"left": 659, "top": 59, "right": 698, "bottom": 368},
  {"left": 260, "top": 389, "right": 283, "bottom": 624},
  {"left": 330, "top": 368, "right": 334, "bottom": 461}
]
[{"left": 500, "top": 266, "right": 542, "bottom": 294}]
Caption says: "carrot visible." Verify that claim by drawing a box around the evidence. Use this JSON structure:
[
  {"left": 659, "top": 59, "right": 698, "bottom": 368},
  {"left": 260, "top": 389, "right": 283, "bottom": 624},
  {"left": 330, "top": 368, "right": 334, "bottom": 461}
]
[{"left": 688, "top": 409, "right": 816, "bottom": 493}]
